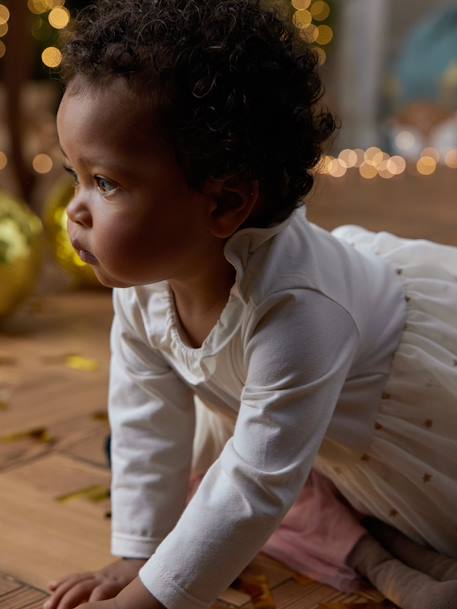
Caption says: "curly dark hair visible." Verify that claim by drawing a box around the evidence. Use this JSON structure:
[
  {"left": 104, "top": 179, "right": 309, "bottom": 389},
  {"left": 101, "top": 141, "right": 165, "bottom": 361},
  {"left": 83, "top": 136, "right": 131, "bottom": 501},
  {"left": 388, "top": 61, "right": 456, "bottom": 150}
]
[{"left": 60, "top": 0, "right": 337, "bottom": 227}]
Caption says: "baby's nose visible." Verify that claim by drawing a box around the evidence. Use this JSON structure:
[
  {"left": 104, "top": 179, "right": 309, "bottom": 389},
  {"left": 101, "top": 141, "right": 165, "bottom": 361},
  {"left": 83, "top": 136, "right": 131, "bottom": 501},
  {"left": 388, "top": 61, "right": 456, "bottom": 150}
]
[{"left": 66, "top": 196, "right": 92, "bottom": 228}]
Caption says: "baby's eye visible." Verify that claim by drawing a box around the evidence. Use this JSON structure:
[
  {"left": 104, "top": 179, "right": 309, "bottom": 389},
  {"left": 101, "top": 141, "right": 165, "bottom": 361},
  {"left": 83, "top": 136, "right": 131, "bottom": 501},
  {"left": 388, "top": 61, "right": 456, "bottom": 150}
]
[
  {"left": 63, "top": 164, "right": 79, "bottom": 187},
  {"left": 95, "top": 176, "right": 118, "bottom": 196}
]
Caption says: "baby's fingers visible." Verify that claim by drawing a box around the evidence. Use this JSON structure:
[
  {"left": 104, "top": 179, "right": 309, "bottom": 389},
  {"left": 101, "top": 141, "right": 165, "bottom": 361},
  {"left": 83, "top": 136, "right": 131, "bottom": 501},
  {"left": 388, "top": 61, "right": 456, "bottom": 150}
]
[
  {"left": 43, "top": 575, "right": 95, "bottom": 609},
  {"left": 47, "top": 572, "right": 94, "bottom": 591},
  {"left": 89, "top": 581, "right": 123, "bottom": 602},
  {"left": 46, "top": 579, "right": 96, "bottom": 609}
]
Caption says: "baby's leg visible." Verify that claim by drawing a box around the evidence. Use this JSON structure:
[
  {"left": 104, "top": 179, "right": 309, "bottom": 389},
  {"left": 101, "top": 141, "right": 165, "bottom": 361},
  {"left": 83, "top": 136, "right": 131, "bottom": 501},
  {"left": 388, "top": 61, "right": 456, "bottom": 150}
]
[
  {"left": 348, "top": 534, "right": 457, "bottom": 609},
  {"left": 365, "top": 517, "right": 457, "bottom": 581}
]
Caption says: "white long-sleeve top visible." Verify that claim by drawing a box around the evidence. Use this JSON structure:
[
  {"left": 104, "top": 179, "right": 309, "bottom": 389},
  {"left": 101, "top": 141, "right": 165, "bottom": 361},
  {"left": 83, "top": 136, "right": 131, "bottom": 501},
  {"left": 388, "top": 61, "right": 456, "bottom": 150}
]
[{"left": 108, "top": 206, "right": 407, "bottom": 609}]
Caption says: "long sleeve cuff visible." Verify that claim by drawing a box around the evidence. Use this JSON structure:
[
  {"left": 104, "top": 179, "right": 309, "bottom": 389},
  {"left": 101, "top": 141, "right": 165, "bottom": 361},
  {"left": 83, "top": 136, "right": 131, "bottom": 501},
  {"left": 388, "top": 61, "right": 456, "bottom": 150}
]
[
  {"left": 138, "top": 555, "right": 210, "bottom": 609},
  {"left": 111, "top": 533, "right": 162, "bottom": 559}
]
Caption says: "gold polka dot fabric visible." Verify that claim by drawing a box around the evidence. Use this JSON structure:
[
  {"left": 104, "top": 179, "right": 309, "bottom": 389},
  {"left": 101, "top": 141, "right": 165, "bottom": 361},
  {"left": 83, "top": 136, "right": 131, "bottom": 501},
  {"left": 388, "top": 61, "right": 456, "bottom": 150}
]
[{"left": 316, "top": 226, "right": 457, "bottom": 558}]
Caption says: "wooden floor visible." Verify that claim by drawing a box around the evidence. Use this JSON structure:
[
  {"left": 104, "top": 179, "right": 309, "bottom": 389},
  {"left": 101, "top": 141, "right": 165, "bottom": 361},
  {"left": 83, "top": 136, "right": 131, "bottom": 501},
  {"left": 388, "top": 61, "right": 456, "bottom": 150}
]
[{"left": 1, "top": 167, "right": 456, "bottom": 609}]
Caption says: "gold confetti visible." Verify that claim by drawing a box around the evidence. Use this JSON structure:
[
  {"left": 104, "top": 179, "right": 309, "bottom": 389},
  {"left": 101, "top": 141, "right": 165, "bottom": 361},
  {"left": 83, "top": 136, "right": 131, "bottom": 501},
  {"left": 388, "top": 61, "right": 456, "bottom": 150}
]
[
  {"left": 236, "top": 573, "right": 276, "bottom": 609},
  {"left": 56, "top": 484, "right": 110, "bottom": 504},
  {"left": 0, "top": 427, "right": 55, "bottom": 444},
  {"left": 41, "top": 352, "right": 78, "bottom": 364},
  {"left": 65, "top": 355, "right": 100, "bottom": 372}
]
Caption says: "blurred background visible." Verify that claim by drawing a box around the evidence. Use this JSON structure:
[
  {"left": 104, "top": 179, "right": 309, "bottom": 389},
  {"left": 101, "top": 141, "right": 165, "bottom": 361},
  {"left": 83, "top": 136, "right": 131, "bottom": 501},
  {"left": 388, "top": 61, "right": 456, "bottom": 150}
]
[{"left": 1, "top": 0, "right": 457, "bottom": 317}]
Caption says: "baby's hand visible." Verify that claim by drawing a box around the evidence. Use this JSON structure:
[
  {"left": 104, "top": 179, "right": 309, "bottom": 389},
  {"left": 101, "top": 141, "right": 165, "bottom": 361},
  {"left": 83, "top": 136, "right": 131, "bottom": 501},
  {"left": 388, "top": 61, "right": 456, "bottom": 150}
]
[{"left": 43, "top": 558, "right": 147, "bottom": 609}]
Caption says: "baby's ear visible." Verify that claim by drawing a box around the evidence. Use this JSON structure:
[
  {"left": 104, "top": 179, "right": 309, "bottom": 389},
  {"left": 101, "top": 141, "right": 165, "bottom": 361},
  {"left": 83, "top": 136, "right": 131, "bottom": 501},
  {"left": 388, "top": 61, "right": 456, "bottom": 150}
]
[{"left": 202, "top": 177, "right": 260, "bottom": 239}]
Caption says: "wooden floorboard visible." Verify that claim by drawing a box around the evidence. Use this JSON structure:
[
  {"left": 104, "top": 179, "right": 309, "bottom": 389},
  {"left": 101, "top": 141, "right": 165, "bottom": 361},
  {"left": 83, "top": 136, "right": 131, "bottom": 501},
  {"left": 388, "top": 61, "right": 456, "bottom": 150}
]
[{"left": 3, "top": 168, "right": 455, "bottom": 607}]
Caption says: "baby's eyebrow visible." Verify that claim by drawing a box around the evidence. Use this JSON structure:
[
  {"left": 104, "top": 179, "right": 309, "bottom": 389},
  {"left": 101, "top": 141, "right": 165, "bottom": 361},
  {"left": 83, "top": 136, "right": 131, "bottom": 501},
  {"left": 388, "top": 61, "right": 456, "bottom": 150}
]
[{"left": 57, "top": 142, "right": 137, "bottom": 181}]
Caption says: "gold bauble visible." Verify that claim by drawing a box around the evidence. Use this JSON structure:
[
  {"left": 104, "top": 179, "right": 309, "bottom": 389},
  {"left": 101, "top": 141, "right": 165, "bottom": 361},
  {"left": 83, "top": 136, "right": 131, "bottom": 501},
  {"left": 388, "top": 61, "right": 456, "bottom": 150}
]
[
  {"left": 0, "top": 191, "right": 44, "bottom": 319},
  {"left": 42, "top": 175, "right": 100, "bottom": 287}
]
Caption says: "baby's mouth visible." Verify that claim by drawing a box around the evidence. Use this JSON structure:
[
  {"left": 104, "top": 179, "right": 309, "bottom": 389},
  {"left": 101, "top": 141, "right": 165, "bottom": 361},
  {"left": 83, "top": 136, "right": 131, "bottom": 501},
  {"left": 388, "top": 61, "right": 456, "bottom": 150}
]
[
  {"left": 71, "top": 238, "right": 98, "bottom": 265},
  {"left": 78, "top": 249, "right": 98, "bottom": 265}
]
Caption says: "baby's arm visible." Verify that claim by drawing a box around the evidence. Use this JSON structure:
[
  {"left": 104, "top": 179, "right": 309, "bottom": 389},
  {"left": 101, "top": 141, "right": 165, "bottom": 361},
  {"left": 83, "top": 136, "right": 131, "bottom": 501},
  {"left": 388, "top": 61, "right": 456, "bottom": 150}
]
[{"left": 45, "top": 288, "right": 196, "bottom": 609}]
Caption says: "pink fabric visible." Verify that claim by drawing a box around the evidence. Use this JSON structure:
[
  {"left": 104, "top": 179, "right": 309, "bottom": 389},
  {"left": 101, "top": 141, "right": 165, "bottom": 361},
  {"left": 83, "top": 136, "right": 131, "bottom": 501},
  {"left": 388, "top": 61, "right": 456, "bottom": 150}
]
[{"left": 186, "top": 469, "right": 367, "bottom": 592}]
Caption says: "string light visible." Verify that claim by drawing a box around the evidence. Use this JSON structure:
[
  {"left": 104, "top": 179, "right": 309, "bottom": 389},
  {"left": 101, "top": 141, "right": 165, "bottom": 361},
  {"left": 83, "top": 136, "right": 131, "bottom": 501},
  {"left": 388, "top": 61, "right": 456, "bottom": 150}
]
[
  {"left": 316, "top": 146, "right": 456, "bottom": 179},
  {"left": 292, "top": 0, "right": 333, "bottom": 64}
]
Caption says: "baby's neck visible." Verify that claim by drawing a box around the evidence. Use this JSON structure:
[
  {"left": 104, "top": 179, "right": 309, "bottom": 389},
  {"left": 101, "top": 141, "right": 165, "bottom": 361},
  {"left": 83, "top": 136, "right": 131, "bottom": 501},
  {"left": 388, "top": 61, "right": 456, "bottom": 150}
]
[{"left": 168, "top": 258, "right": 236, "bottom": 349}]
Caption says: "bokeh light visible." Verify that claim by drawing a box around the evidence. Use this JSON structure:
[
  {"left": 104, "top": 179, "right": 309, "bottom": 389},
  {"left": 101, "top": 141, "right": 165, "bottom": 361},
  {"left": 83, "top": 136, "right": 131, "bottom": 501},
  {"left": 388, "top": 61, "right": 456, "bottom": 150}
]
[
  {"left": 0, "top": 4, "right": 10, "bottom": 24},
  {"left": 42, "top": 46, "right": 62, "bottom": 68},
  {"left": 292, "top": 0, "right": 312, "bottom": 9},
  {"left": 293, "top": 9, "right": 312, "bottom": 28},
  {"left": 416, "top": 156, "right": 437, "bottom": 176},
  {"left": 395, "top": 130, "right": 416, "bottom": 151},
  {"left": 386, "top": 156, "right": 407, "bottom": 175},
  {"left": 32, "top": 153, "right": 54, "bottom": 174},
  {"left": 444, "top": 149, "right": 457, "bottom": 169},
  {"left": 316, "top": 24, "right": 333, "bottom": 45},
  {"left": 421, "top": 147, "right": 440, "bottom": 162},
  {"left": 310, "top": 1, "right": 330, "bottom": 21},
  {"left": 28, "top": 0, "right": 49, "bottom": 15},
  {"left": 299, "top": 23, "right": 319, "bottom": 43},
  {"left": 328, "top": 159, "right": 347, "bottom": 178},
  {"left": 364, "top": 146, "right": 384, "bottom": 166},
  {"left": 48, "top": 6, "right": 70, "bottom": 29},
  {"left": 338, "top": 149, "right": 358, "bottom": 168},
  {"left": 359, "top": 163, "right": 378, "bottom": 179},
  {"left": 313, "top": 46, "right": 326, "bottom": 65}
]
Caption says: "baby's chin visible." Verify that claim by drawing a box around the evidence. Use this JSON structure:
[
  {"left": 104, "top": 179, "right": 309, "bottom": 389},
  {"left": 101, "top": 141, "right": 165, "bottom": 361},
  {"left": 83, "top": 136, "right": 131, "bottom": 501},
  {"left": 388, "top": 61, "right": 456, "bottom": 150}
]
[{"left": 91, "top": 267, "right": 134, "bottom": 289}]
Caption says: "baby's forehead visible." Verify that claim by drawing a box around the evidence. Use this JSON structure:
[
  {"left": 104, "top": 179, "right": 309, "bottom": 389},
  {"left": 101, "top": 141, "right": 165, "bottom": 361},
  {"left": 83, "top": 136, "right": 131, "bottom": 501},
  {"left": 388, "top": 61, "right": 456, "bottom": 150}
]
[{"left": 59, "top": 76, "right": 167, "bottom": 152}]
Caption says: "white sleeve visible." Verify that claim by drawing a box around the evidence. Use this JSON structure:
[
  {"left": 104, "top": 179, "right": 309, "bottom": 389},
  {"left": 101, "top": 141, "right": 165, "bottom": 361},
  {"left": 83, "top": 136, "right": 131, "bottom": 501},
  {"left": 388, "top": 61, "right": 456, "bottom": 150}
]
[
  {"left": 109, "top": 288, "right": 196, "bottom": 559},
  {"left": 138, "top": 289, "right": 360, "bottom": 609}
]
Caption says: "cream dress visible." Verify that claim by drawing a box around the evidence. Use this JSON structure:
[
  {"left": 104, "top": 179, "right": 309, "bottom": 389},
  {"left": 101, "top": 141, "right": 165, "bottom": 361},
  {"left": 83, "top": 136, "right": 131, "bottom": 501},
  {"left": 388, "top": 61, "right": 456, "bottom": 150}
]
[{"left": 191, "top": 225, "right": 457, "bottom": 559}]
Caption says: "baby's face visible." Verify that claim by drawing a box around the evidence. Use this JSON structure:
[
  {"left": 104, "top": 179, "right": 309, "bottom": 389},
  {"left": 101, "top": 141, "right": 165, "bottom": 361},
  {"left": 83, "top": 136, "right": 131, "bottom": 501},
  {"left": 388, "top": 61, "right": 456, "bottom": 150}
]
[{"left": 56, "top": 76, "right": 215, "bottom": 288}]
